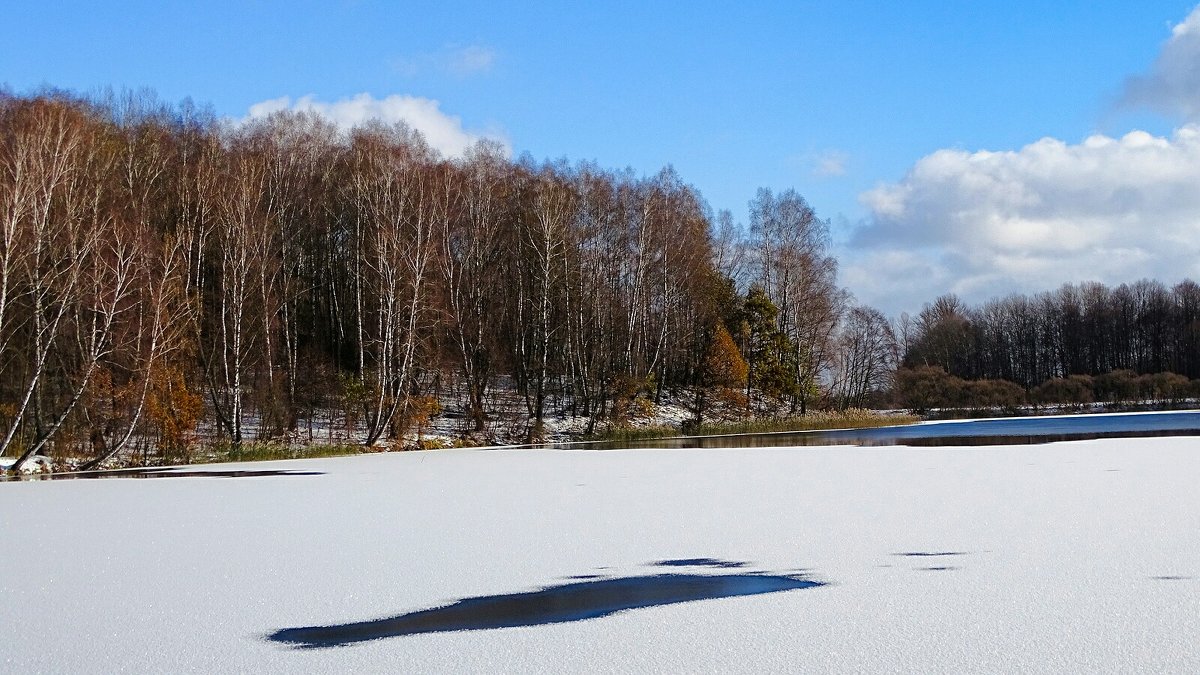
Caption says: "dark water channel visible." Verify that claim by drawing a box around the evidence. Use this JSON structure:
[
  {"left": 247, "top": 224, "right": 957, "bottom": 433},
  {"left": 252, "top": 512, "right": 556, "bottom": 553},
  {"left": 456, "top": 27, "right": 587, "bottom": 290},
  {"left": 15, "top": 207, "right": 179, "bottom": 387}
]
[
  {"left": 553, "top": 410, "right": 1200, "bottom": 450},
  {"left": 269, "top": 559, "right": 823, "bottom": 648},
  {"left": 2, "top": 466, "right": 323, "bottom": 481}
]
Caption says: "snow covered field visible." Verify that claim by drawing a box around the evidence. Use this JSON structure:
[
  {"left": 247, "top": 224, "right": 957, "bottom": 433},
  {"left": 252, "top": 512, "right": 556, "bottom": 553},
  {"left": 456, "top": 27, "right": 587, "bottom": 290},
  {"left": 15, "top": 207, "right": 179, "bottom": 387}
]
[{"left": 3, "top": 438, "right": 1199, "bottom": 673}]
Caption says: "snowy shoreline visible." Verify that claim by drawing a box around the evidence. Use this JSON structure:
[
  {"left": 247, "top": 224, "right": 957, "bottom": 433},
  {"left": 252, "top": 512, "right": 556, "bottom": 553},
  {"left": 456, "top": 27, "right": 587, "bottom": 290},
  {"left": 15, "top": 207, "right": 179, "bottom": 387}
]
[{"left": 3, "top": 437, "right": 1199, "bottom": 672}]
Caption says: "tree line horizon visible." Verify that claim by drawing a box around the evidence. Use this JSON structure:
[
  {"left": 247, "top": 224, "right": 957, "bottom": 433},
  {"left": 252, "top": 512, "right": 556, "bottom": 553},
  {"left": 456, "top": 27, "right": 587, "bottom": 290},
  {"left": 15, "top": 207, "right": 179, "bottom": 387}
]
[
  {"left": 1, "top": 87, "right": 1196, "bottom": 471},
  {"left": 895, "top": 280, "right": 1200, "bottom": 411}
]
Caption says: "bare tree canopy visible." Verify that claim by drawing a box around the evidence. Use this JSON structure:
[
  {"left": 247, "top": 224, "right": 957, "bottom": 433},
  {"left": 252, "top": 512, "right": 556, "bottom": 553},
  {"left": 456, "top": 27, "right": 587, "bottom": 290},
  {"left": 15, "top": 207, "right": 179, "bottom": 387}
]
[{"left": 0, "top": 88, "right": 906, "bottom": 470}]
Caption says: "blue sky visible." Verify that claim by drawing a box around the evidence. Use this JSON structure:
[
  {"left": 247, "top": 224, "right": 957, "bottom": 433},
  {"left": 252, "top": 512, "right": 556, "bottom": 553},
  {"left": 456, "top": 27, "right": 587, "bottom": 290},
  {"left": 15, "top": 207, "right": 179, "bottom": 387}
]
[{"left": 4, "top": 1, "right": 1200, "bottom": 315}]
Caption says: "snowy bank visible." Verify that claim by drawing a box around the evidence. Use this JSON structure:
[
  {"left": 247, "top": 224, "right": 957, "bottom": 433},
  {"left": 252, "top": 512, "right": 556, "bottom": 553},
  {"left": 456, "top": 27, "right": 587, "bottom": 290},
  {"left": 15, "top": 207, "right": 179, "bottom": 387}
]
[
  {"left": 0, "top": 454, "right": 50, "bottom": 474},
  {"left": 2, "top": 438, "right": 1199, "bottom": 672}
]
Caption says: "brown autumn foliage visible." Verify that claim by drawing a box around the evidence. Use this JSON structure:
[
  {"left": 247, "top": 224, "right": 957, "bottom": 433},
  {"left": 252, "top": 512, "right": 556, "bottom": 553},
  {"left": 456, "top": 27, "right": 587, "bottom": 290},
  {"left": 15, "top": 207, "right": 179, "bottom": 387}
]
[
  {"left": 144, "top": 365, "right": 204, "bottom": 461},
  {"left": 705, "top": 323, "right": 749, "bottom": 389},
  {"left": 0, "top": 88, "right": 847, "bottom": 469}
]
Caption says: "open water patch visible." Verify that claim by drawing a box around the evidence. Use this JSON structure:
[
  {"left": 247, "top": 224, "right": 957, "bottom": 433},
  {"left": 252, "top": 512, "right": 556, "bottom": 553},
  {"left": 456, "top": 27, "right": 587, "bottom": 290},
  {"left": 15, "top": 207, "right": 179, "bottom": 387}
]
[
  {"left": 268, "top": 567, "right": 823, "bottom": 648},
  {"left": 17, "top": 466, "right": 324, "bottom": 481},
  {"left": 654, "top": 557, "right": 749, "bottom": 569},
  {"left": 546, "top": 410, "right": 1200, "bottom": 450}
]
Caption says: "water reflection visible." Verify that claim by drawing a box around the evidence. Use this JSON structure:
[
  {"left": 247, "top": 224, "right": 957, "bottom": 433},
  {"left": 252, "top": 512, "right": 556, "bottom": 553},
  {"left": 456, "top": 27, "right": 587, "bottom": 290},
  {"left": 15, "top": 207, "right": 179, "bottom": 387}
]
[{"left": 551, "top": 411, "right": 1200, "bottom": 450}]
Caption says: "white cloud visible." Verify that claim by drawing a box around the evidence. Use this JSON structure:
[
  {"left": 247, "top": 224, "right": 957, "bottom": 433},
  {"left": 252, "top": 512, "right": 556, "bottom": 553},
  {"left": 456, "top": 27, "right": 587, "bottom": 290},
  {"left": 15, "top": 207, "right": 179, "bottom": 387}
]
[
  {"left": 392, "top": 44, "right": 498, "bottom": 78},
  {"left": 843, "top": 7, "right": 1200, "bottom": 316},
  {"left": 812, "top": 150, "right": 849, "bottom": 177},
  {"left": 846, "top": 125, "right": 1200, "bottom": 316},
  {"left": 245, "top": 93, "right": 510, "bottom": 159},
  {"left": 446, "top": 45, "right": 497, "bottom": 76},
  {"left": 1119, "top": 6, "right": 1200, "bottom": 119}
]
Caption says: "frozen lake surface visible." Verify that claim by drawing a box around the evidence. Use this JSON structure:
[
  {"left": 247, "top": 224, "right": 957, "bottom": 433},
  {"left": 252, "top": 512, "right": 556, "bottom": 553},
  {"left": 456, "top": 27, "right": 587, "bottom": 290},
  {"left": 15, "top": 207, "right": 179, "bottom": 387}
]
[{"left": 3, "top": 435, "right": 1199, "bottom": 672}]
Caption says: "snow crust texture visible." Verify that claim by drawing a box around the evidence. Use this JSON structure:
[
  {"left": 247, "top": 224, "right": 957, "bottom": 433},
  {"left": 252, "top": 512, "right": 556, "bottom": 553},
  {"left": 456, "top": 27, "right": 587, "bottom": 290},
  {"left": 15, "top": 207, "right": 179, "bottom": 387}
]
[{"left": 2, "top": 438, "right": 1199, "bottom": 672}]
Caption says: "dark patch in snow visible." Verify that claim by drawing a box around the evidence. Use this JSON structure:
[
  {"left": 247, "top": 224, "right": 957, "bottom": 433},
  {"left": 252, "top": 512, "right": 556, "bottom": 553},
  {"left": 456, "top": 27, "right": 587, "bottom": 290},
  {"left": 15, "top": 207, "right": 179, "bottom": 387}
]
[
  {"left": 1150, "top": 575, "right": 1194, "bottom": 581},
  {"left": 894, "top": 551, "right": 969, "bottom": 558},
  {"left": 918, "top": 566, "right": 959, "bottom": 572},
  {"left": 654, "top": 558, "right": 749, "bottom": 569},
  {"left": 267, "top": 571, "right": 824, "bottom": 648},
  {"left": 31, "top": 467, "right": 324, "bottom": 480}
]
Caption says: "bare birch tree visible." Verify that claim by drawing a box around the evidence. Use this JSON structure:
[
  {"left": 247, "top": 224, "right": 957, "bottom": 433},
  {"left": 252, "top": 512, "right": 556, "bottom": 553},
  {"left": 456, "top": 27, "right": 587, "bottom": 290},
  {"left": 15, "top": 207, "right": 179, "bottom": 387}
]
[
  {"left": 347, "top": 123, "right": 439, "bottom": 445},
  {"left": 442, "top": 140, "right": 507, "bottom": 432}
]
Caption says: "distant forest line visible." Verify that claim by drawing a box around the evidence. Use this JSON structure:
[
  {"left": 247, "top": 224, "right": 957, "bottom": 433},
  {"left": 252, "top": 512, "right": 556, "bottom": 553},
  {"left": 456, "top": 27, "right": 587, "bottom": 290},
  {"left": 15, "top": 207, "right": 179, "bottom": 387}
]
[
  {"left": 894, "top": 280, "right": 1200, "bottom": 413},
  {"left": 1, "top": 88, "right": 1196, "bottom": 472}
]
